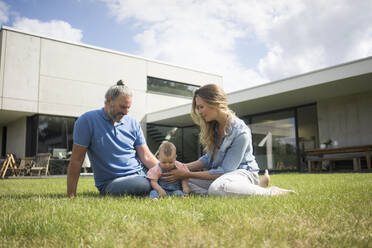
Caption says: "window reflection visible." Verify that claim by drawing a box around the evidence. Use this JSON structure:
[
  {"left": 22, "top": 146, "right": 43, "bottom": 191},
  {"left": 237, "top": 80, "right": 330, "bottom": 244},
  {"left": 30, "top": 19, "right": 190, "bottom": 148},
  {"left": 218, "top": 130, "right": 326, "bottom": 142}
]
[
  {"left": 182, "top": 126, "right": 201, "bottom": 163},
  {"left": 37, "top": 116, "right": 75, "bottom": 155},
  {"left": 250, "top": 111, "right": 297, "bottom": 171},
  {"left": 147, "top": 124, "right": 200, "bottom": 163},
  {"left": 297, "top": 104, "right": 319, "bottom": 170},
  {"left": 147, "top": 76, "right": 199, "bottom": 97}
]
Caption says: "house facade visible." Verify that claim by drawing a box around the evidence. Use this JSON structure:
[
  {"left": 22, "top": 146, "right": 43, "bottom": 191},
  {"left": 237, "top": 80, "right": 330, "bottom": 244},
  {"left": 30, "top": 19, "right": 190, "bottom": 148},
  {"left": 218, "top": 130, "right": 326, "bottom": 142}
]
[
  {"left": 1, "top": 26, "right": 371, "bottom": 173},
  {"left": 0, "top": 27, "right": 222, "bottom": 162},
  {"left": 147, "top": 57, "right": 372, "bottom": 171}
]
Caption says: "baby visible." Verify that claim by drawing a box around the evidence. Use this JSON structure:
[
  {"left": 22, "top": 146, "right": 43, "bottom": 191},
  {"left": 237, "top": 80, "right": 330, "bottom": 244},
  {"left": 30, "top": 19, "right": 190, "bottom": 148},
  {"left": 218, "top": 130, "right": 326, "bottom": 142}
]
[{"left": 147, "top": 141, "right": 190, "bottom": 200}]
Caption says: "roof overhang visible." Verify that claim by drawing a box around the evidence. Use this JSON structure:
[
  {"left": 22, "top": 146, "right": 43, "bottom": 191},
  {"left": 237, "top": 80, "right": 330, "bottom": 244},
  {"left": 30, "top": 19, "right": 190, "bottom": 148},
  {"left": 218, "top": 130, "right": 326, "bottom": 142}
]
[{"left": 146, "top": 56, "right": 372, "bottom": 127}]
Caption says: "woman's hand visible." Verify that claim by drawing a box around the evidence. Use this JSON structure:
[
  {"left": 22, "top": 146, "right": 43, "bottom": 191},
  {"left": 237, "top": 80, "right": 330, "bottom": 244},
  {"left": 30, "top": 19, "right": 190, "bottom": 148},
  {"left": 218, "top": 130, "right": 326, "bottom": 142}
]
[{"left": 162, "top": 167, "right": 188, "bottom": 182}]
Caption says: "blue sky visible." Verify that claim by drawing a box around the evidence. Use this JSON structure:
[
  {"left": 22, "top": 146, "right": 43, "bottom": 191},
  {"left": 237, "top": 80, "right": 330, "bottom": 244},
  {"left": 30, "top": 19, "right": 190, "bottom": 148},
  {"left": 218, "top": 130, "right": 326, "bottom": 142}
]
[{"left": 1, "top": 0, "right": 372, "bottom": 92}]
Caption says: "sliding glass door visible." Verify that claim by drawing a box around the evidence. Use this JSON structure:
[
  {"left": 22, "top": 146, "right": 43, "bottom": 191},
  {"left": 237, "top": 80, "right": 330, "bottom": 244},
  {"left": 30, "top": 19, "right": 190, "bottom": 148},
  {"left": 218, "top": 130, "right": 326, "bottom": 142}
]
[{"left": 250, "top": 110, "right": 297, "bottom": 171}]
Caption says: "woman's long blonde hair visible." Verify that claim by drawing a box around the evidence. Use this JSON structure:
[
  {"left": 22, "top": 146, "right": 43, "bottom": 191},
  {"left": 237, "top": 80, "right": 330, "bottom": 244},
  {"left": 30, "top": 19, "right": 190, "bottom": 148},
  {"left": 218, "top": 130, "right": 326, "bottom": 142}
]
[{"left": 191, "top": 84, "right": 235, "bottom": 154}]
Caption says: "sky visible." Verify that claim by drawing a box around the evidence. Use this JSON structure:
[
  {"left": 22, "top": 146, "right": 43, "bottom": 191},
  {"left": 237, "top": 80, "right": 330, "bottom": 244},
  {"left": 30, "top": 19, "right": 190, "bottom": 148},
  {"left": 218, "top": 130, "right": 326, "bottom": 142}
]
[{"left": 1, "top": 0, "right": 372, "bottom": 93}]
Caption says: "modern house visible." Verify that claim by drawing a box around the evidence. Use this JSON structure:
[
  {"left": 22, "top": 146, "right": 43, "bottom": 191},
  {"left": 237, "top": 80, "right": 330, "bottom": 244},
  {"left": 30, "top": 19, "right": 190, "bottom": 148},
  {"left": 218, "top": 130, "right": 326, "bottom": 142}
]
[
  {"left": 1, "top": 26, "right": 371, "bottom": 173},
  {"left": 0, "top": 26, "right": 222, "bottom": 169},
  {"left": 147, "top": 56, "right": 372, "bottom": 171}
]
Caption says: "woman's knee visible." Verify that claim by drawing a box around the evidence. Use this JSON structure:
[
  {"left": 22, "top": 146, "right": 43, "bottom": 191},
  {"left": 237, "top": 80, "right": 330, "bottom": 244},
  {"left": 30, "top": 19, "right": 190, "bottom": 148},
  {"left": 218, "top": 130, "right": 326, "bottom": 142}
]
[{"left": 208, "top": 179, "right": 226, "bottom": 196}]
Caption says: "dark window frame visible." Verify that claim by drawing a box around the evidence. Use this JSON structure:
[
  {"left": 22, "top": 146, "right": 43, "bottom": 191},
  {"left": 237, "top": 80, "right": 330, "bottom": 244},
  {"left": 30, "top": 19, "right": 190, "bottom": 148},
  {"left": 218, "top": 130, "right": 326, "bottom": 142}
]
[
  {"left": 147, "top": 76, "right": 199, "bottom": 98},
  {"left": 146, "top": 123, "right": 202, "bottom": 163},
  {"left": 240, "top": 103, "right": 318, "bottom": 172},
  {"left": 26, "top": 114, "right": 77, "bottom": 157},
  {"left": 1, "top": 126, "right": 6, "bottom": 157}
]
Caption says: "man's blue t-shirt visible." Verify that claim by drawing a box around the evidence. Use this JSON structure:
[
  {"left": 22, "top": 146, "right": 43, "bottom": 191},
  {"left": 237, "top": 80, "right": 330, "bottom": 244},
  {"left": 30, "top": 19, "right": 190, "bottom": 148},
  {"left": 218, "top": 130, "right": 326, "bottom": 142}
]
[{"left": 73, "top": 108, "right": 146, "bottom": 190}]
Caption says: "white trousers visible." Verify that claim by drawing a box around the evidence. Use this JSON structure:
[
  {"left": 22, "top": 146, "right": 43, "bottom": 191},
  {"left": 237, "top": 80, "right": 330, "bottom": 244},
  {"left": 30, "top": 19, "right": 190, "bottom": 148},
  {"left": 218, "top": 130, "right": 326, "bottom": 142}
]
[{"left": 189, "top": 169, "right": 272, "bottom": 196}]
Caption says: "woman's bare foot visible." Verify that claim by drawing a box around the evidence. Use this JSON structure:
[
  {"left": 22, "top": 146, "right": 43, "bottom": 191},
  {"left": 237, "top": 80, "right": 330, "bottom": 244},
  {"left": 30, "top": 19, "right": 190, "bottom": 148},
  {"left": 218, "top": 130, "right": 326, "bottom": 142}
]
[
  {"left": 259, "top": 169, "right": 270, "bottom": 188},
  {"left": 269, "top": 186, "right": 296, "bottom": 196}
]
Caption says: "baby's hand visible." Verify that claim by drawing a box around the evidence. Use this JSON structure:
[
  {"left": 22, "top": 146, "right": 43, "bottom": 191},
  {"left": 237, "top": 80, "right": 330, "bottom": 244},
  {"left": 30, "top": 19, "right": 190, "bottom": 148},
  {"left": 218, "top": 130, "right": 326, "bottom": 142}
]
[
  {"left": 183, "top": 186, "right": 191, "bottom": 194},
  {"left": 158, "top": 189, "right": 167, "bottom": 197}
]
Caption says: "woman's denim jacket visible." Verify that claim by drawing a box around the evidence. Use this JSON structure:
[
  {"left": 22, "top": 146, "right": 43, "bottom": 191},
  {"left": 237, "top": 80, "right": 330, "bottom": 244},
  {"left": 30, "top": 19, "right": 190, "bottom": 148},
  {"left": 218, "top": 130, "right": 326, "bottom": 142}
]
[{"left": 199, "top": 116, "right": 259, "bottom": 174}]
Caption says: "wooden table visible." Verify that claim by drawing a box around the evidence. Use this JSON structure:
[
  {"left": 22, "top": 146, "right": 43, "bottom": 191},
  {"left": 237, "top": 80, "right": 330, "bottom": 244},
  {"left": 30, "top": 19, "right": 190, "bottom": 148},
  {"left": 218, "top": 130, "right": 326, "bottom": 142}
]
[{"left": 306, "top": 145, "right": 372, "bottom": 172}]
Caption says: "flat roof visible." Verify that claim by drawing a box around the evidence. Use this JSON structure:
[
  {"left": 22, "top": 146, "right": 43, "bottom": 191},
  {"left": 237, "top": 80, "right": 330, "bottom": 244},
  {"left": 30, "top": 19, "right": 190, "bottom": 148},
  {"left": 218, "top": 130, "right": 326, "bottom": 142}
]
[{"left": 147, "top": 56, "right": 372, "bottom": 127}]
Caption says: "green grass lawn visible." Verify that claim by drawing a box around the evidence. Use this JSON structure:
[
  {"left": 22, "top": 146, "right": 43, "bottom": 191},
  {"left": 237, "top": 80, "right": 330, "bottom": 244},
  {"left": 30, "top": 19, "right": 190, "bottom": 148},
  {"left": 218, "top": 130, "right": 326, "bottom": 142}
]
[{"left": 1, "top": 173, "right": 371, "bottom": 248}]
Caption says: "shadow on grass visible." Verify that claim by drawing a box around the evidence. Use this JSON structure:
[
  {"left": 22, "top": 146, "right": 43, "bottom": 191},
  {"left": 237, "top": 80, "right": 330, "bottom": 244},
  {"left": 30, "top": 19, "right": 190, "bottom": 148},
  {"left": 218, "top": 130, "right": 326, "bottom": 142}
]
[
  {"left": 0, "top": 192, "right": 159, "bottom": 200},
  {"left": 0, "top": 191, "right": 101, "bottom": 199}
]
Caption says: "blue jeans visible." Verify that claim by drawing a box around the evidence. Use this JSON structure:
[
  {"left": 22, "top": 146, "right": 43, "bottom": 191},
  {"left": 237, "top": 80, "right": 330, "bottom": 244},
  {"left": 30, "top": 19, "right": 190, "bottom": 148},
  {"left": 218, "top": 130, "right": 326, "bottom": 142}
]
[
  {"left": 100, "top": 170, "right": 151, "bottom": 196},
  {"left": 149, "top": 189, "right": 187, "bottom": 199},
  {"left": 149, "top": 178, "right": 187, "bottom": 199}
]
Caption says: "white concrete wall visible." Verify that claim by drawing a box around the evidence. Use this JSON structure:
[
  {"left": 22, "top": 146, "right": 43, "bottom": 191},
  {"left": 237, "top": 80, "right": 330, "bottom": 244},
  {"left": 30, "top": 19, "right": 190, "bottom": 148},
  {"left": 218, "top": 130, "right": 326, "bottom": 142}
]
[
  {"left": 6, "top": 117, "right": 27, "bottom": 158},
  {"left": 0, "top": 28, "right": 222, "bottom": 124},
  {"left": 38, "top": 38, "right": 148, "bottom": 119},
  {"left": 1, "top": 31, "right": 40, "bottom": 113},
  {"left": 317, "top": 90, "right": 372, "bottom": 146}
]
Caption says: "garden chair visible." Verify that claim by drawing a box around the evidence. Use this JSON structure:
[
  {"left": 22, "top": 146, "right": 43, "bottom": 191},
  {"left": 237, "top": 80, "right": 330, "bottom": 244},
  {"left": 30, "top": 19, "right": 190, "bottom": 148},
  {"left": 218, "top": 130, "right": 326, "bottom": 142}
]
[
  {"left": 0, "top": 154, "right": 17, "bottom": 178},
  {"left": 15, "top": 157, "right": 35, "bottom": 176},
  {"left": 30, "top": 153, "right": 51, "bottom": 176}
]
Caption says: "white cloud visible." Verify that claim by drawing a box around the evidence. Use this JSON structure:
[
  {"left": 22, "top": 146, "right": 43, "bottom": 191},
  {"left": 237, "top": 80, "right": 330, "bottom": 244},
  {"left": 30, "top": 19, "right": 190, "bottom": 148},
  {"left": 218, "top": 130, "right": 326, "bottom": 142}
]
[
  {"left": 252, "top": 0, "right": 372, "bottom": 80},
  {"left": 0, "top": 1, "right": 9, "bottom": 24},
  {"left": 101, "top": 0, "right": 372, "bottom": 92},
  {"left": 102, "top": 0, "right": 265, "bottom": 92},
  {"left": 13, "top": 18, "right": 83, "bottom": 43}
]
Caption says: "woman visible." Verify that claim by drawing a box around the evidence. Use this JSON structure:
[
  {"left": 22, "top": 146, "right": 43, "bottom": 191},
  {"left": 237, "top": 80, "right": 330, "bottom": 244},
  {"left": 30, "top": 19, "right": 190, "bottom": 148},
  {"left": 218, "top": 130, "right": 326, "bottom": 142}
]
[{"left": 163, "top": 84, "right": 294, "bottom": 196}]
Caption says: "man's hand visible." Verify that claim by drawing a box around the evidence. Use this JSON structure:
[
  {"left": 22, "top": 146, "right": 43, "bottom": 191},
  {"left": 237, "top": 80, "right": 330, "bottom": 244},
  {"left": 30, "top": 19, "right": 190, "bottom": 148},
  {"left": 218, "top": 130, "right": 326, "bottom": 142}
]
[{"left": 136, "top": 144, "right": 158, "bottom": 169}]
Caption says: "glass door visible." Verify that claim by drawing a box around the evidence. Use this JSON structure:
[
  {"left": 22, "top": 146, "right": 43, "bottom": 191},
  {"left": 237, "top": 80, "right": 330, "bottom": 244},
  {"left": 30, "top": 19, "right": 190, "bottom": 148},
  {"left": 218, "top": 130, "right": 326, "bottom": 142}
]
[{"left": 250, "top": 110, "right": 297, "bottom": 171}]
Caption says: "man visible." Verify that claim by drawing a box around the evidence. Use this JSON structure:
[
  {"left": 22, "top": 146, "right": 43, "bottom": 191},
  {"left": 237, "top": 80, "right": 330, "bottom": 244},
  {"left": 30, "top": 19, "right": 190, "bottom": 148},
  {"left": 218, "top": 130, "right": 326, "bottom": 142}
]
[{"left": 67, "top": 80, "right": 158, "bottom": 197}]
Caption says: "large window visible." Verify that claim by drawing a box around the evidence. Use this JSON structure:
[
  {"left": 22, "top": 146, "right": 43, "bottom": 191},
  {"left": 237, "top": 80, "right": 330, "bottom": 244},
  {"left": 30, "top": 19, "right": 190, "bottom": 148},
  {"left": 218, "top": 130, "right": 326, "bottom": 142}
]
[
  {"left": 38, "top": 116, "right": 75, "bottom": 154},
  {"left": 181, "top": 126, "right": 201, "bottom": 162},
  {"left": 147, "top": 76, "right": 199, "bottom": 97},
  {"left": 26, "top": 115, "right": 76, "bottom": 156},
  {"left": 297, "top": 104, "right": 319, "bottom": 170},
  {"left": 147, "top": 124, "right": 201, "bottom": 163},
  {"left": 249, "top": 110, "right": 298, "bottom": 171},
  {"left": 148, "top": 104, "right": 319, "bottom": 172}
]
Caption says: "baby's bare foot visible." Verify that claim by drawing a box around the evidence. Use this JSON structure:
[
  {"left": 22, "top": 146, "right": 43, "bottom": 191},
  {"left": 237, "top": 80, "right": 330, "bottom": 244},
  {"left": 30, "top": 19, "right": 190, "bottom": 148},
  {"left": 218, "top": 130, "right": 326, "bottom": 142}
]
[{"left": 259, "top": 169, "right": 270, "bottom": 188}]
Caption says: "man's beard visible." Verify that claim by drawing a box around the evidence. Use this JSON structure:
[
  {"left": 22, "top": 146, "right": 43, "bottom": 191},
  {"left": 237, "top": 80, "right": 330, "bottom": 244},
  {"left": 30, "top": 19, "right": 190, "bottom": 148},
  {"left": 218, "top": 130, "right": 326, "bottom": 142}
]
[{"left": 108, "top": 105, "right": 123, "bottom": 122}]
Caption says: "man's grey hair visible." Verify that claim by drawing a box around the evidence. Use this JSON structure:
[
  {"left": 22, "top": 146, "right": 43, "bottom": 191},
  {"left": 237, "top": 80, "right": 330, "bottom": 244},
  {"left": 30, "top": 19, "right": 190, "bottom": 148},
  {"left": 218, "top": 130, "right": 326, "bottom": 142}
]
[{"left": 105, "top": 80, "right": 132, "bottom": 103}]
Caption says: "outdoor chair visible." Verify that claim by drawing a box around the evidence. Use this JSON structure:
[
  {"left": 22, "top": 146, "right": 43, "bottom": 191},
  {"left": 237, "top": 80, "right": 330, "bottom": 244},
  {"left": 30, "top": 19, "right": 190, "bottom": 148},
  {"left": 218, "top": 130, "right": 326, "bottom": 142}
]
[
  {"left": 0, "top": 154, "right": 17, "bottom": 178},
  {"left": 30, "top": 153, "right": 51, "bottom": 176},
  {"left": 15, "top": 157, "right": 35, "bottom": 176}
]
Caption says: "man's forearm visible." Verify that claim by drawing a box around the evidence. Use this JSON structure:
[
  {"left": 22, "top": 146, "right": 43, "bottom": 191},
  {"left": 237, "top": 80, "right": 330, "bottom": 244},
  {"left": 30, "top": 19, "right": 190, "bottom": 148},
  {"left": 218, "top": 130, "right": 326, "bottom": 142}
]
[
  {"left": 143, "top": 154, "right": 158, "bottom": 169},
  {"left": 136, "top": 145, "right": 159, "bottom": 169},
  {"left": 67, "top": 161, "right": 81, "bottom": 197}
]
